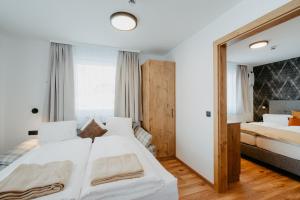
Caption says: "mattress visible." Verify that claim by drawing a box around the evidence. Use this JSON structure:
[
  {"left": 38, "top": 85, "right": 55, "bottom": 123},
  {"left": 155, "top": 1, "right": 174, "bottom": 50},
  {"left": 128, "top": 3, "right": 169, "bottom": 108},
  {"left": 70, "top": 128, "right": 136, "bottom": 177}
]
[
  {"left": 256, "top": 136, "right": 300, "bottom": 160},
  {"left": 0, "top": 138, "right": 92, "bottom": 200},
  {"left": 241, "top": 132, "right": 256, "bottom": 146}
]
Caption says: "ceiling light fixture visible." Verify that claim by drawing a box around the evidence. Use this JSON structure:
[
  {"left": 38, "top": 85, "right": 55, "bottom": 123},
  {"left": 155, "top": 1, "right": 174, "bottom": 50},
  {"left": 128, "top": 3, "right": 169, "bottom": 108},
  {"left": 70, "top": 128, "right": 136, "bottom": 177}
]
[
  {"left": 110, "top": 12, "right": 137, "bottom": 31},
  {"left": 249, "top": 40, "right": 269, "bottom": 49},
  {"left": 128, "top": 0, "right": 136, "bottom": 5}
]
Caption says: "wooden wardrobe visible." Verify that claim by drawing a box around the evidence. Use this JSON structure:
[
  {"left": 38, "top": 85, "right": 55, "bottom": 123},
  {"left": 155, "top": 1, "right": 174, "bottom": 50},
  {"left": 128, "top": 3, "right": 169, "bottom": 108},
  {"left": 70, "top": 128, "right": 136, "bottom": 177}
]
[{"left": 141, "top": 60, "right": 176, "bottom": 158}]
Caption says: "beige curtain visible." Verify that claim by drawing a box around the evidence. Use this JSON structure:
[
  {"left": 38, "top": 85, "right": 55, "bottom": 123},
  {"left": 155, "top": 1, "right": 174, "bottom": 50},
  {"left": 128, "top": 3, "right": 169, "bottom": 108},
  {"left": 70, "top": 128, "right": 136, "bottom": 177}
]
[
  {"left": 114, "top": 51, "right": 141, "bottom": 123},
  {"left": 236, "top": 65, "right": 252, "bottom": 121},
  {"left": 49, "top": 42, "right": 75, "bottom": 122}
]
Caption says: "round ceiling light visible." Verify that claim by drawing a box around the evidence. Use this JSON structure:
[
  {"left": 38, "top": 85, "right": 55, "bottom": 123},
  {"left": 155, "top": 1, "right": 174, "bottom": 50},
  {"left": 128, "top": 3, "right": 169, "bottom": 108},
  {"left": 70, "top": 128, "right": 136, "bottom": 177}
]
[
  {"left": 110, "top": 12, "right": 137, "bottom": 31},
  {"left": 249, "top": 40, "right": 269, "bottom": 49}
]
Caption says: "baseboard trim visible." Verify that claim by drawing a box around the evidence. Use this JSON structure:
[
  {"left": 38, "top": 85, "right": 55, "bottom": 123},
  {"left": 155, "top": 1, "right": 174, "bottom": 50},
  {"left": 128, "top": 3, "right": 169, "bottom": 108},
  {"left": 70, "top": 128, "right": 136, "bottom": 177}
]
[{"left": 176, "top": 157, "right": 214, "bottom": 188}]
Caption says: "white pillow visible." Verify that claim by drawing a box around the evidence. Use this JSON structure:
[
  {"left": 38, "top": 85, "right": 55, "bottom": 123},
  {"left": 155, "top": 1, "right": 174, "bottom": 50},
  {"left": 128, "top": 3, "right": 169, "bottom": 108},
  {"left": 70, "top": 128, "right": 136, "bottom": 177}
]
[
  {"left": 105, "top": 117, "right": 134, "bottom": 138},
  {"left": 263, "top": 114, "right": 291, "bottom": 126},
  {"left": 38, "top": 121, "right": 78, "bottom": 144}
]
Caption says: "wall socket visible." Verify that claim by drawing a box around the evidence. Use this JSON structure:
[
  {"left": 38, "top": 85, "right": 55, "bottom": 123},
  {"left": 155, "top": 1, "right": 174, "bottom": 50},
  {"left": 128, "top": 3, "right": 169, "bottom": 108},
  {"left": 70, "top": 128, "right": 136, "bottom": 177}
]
[
  {"left": 28, "top": 130, "right": 38, "bottom": 135},
  {"left": 206, "top": 111, "right": 211, "bottom": 117}
]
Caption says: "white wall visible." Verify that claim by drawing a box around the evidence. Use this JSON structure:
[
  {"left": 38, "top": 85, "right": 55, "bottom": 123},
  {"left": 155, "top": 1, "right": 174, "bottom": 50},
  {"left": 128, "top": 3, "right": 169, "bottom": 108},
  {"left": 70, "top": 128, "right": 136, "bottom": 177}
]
[
  {"left": 0, "top": 33, "right": 10, "bottom": 153},
  {"left": 167, "top": 0, "right": 289, "bottom": 183},
  {"left": 0, "top": 33, "right": 49, "bottom": 153}
]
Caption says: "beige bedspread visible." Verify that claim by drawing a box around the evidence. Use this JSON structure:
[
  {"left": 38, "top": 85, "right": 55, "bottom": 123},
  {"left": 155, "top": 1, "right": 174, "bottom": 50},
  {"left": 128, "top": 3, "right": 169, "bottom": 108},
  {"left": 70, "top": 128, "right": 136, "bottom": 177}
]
[
  {"left": 91, "top": 153, "right": 144, "bottom": 186},
  {"left": 241, "top": 123, "right": 300, "bottom": 145},
  {"left": 0, "top": 160, "right": 72, "bottom": 200}
]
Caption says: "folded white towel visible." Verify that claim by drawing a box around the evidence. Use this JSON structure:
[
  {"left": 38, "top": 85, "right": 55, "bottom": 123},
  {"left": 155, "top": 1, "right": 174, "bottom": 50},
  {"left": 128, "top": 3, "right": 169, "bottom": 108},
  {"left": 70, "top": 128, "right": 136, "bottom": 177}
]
[
  {"left": 0, "top": 160, "right": 72, "bottom": 200},
  {"left": 80, "top": 135, "right": 165, "bottom": 200}
]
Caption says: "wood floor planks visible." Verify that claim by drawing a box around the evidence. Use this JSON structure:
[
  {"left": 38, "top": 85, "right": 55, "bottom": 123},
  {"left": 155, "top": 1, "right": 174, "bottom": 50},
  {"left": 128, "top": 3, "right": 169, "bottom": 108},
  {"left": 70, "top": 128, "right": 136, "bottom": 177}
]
[{"left": 160, "top": 158, "right": 300, "bottom": 200}]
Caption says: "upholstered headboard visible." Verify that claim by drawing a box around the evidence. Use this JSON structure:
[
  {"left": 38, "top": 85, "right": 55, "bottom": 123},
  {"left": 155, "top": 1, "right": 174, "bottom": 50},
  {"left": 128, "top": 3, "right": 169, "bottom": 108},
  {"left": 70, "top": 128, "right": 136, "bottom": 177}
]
[{"left": 269, "top": 100, "right": 300, "bottom": 114}]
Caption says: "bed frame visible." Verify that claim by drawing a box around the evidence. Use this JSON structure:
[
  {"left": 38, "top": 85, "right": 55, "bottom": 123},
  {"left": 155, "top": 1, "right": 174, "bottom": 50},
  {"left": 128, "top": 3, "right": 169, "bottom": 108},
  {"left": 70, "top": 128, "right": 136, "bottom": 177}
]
[{"left": 241, "top": 143, "right": 300, "bottom": 177}]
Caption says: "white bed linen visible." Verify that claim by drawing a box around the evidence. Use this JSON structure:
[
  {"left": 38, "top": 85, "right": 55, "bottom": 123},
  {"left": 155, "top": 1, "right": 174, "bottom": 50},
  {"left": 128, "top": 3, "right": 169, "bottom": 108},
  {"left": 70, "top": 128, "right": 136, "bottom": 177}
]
[
  {"left": 241, "top": 132, "right": 256, "bottom": 146},
  {"left": 256, "top": 136, "right": 300, "bottom": 160},
  {"left": 130, "top": 137, "right": 178, "bottom": 200},
  {"left": 80, "top": 135, "right": 177, "bottom": 200},
  {"left": 0, "top": 138, "right": 92, "bottom": 200}
]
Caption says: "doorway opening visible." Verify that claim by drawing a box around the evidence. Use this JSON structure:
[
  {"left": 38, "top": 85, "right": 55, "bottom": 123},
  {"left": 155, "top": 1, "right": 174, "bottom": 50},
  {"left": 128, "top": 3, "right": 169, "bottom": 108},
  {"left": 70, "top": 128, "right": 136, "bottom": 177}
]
[{"left": 214, "top": 0, "right": 300, "bottom": 192}]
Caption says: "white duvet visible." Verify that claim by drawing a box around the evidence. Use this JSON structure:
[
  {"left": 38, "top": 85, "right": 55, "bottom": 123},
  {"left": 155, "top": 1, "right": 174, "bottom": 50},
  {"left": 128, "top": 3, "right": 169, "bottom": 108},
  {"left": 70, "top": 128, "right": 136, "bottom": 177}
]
[
  {"left": 0, "top": 138, "right": 92, "bottom": 200},
  {"left": 80, "top": 135, "right": 165, "bottom": 200}
]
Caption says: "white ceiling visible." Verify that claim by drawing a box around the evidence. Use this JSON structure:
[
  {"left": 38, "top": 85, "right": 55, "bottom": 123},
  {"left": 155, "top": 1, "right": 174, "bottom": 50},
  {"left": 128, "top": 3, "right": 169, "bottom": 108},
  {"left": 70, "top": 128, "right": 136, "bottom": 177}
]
[
  {"left": 228, "top": 16, "right": 300, "bottom": 66},
  {"left": 0, "top": 0, "right": 242, "bottom": 54}
]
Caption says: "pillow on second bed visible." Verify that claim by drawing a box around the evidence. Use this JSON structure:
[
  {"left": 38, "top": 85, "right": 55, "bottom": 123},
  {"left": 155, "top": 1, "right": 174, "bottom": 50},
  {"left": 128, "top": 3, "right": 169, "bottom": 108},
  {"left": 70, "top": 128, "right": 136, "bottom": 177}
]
[
  {"left": 105, "top": 117, "right": 134, "bottom": 138},
  {"left": 262, "top": 114, "right": 291, "bottom": 126}
]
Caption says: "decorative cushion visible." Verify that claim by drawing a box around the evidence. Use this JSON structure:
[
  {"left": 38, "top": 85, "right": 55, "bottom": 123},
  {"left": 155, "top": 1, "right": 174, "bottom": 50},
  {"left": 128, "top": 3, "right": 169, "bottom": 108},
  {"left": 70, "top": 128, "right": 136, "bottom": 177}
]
[
  {"left": 147, "top": 145, "right": 157, "bottom": 157},
  {"left": 288, "top": 117, "right": 300, "bottom": 126},
  {"left": 135, "top": 127, "right": 152, "bottom": 148},
  {"left": 79, "top": 120, "right": 107, "bottom": 142},
  {"left": 292, "top": 111, "right": 300, "bottom": 119},
  {"left": 80, "top": 118, "right": 107, "bottom": 131},
  {"left": 80, "top": 118, "right": 93, "bottom": 131}
]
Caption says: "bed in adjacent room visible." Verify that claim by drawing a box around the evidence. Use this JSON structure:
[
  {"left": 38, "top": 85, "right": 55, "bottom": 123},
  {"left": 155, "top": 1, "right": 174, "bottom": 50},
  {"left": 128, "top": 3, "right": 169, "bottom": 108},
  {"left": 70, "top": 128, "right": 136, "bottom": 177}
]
[
  {"left": 240, "top": 100, "right": 300, "bottom": 176},
  {"left": 0, "top": 118, "right": 178, "bottom": 200}
]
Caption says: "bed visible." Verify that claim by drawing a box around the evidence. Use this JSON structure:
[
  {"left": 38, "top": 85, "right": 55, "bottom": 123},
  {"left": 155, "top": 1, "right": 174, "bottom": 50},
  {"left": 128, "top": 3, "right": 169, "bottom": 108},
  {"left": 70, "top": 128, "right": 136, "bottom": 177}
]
[
  {"left": 0, "top": 118, "right": 178, "bottom": 200},
  {"left": 241, "top": 111, "right": 300, "bottom": 176},
  {"left": 0, "top": 138, "right": 39, "bottom": 170},
  {"left": 0, "top": 137, "right": 92, "bottom": 199}
]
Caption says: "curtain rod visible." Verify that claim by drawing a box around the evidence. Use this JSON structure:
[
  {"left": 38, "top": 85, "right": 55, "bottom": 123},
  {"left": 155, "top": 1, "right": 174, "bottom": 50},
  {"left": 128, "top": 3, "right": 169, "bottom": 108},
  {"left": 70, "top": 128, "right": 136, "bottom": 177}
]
[{"left": 49, "top": 39, "right": 141, "bottom": 53}]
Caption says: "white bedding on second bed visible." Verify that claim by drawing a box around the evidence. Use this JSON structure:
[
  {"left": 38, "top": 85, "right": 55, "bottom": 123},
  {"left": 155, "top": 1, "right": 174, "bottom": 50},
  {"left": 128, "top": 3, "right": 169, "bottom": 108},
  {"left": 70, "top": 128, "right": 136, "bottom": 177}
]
[
  {"left": 241, "top": 119, "right": 300, "bottom": 160},
  {"left": 80, "top": 135, "right": 178, "bottom": 200}
]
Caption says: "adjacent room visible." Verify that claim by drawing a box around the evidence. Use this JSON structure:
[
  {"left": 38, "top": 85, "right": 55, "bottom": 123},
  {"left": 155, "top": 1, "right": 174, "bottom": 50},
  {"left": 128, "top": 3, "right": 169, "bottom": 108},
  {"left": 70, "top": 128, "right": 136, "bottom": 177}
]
[
  {"left": 0, "top": 0, "right": 299, "bottom": 200},
  {"left": 225, "top": 13, "right": 300, "bottom": 195}
]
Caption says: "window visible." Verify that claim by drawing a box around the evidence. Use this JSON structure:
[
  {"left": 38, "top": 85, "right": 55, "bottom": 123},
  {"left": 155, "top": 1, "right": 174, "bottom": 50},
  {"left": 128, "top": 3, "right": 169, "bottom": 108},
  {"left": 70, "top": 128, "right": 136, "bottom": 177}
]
[
  {"left": 227, "top": 63, "right": 253, "bottom": 122},
  {"left": 227, "top": 62, "right": 237, "bottom": 115},
  {"left": 73, "top": 46, "right": 118, "bottom": 126}
]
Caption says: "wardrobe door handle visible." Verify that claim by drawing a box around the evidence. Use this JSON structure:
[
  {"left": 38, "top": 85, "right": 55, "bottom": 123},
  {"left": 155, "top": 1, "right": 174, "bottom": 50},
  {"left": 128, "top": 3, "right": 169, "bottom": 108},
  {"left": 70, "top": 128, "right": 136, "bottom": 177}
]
[{"left": 171, "top": 109, "right": 174, "bottom": 118}]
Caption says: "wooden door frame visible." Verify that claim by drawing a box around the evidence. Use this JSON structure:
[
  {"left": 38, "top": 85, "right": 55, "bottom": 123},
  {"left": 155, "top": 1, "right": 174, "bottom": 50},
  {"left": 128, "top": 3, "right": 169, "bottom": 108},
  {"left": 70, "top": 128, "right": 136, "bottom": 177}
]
[{"left": 213, "top": 0, "right": 300, "bottom": 192}]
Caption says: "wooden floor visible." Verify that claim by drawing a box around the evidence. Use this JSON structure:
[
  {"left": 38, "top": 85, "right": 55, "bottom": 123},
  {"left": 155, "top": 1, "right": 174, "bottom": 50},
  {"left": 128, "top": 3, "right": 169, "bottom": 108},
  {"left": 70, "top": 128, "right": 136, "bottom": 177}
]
[{"left": 160, "top": 158, "right": 300, "bottom": 200}]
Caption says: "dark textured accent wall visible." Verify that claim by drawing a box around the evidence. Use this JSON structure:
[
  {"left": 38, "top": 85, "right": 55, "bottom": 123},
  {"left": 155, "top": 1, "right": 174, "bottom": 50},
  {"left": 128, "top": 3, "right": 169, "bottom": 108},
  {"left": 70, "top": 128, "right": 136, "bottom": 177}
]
[{"left": 253, "top": 57, "right": 300, "bottom": 121}]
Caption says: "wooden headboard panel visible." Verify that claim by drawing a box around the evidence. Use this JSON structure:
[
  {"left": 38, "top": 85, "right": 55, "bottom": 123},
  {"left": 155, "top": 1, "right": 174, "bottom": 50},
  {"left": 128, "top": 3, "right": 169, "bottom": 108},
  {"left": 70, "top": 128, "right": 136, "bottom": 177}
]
[{"left": 269, "top": 100, "right": 300, "bottom": 114}]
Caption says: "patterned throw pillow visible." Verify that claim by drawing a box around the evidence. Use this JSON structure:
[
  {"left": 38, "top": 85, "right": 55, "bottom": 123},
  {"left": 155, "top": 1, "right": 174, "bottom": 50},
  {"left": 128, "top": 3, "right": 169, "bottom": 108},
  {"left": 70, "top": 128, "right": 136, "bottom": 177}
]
[
  {"left": 79, "top": 119, "right": 107, "bottom": 142},
  {"left": 135, "top": 127, "right": 152, "bottom": 148},
  {"left": 147, "top": 145, "right": 157, "bottom": 157}
]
